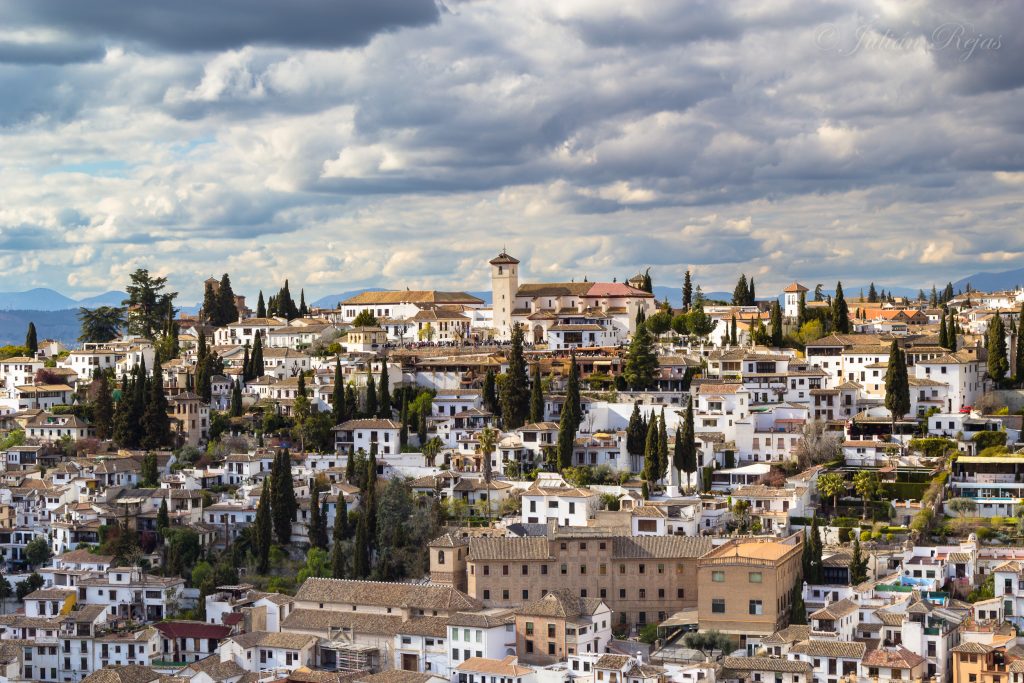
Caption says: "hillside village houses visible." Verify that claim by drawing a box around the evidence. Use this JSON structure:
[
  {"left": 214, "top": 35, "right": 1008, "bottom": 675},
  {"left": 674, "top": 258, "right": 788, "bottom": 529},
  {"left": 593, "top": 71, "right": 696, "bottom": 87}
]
[{"left": 0, "top": 258, "right": 1023, "bottom": 683}]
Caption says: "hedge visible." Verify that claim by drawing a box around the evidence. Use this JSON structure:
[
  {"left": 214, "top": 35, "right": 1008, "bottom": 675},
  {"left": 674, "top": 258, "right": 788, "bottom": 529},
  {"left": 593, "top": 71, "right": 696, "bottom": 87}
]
[{"left": 880, "top": 481, "right": 929, "bottom": 501}]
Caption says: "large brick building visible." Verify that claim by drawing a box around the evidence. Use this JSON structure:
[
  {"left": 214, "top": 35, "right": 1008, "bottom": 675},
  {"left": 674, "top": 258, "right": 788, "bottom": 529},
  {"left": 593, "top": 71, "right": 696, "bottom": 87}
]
[
  {"left": 696, "top": 532, "right": 804, "bottom": 650},
  {"left": 429, "top": 530, "right": 711, "bottom": 630}
]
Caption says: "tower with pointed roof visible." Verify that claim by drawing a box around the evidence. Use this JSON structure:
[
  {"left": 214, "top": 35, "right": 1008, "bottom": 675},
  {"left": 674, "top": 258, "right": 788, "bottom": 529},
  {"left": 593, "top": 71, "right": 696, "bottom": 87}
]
[
  {"left": 490, "top": 250, "right": 520, "bottom": 340},
  {"left": 783, "top": 282, "right": 809, "bottom": 319}
]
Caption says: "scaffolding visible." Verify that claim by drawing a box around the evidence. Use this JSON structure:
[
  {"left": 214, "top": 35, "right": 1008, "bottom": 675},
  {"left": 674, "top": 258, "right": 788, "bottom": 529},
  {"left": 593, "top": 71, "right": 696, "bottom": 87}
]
[{"left": 320, "top": 640, "right": 380, "bottom": 673}]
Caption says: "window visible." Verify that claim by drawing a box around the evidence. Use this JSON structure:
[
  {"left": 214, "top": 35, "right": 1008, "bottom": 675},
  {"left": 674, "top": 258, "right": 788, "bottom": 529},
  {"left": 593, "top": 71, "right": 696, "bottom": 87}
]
[
  {"left": 712, "top": 571, "right": 725, "bottom": 582},
  {"left": 712, "top": 599, "right": 725, "bottom": 613},
  {"left": 749, "top": 572, "right": 763, "bottom": 583},
  {"left": 749, "top": 600, "right": 763, "bottom": 615}
]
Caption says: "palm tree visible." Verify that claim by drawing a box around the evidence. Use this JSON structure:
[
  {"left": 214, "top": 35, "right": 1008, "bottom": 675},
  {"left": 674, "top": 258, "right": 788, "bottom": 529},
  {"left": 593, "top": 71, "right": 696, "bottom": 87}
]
[
  {"left": 478, "top": 427, "right": 498, "bottom": 484},
  {"left": 817, "top": 472, "right": 846, "bottom": 512},
  {"left": 853, "top": 470, "right": 881, "bottom": 521},
  {"left": 422, "top": 436, "right": 444, "bottom": 468}
]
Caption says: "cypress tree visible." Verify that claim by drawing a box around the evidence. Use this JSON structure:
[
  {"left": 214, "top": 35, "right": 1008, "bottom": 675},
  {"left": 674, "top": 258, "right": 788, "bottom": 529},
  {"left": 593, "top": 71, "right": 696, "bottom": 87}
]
[
  {"left": 789, "top": 578, "right": 807, "bottom": 625},
  {"left": 678, "top": 396, "right": 696, "bottom": 490},
  {"left": 729, "top": 315, "right": 738, "bottom": 345},
  {"left": 1016, "top": 304, "right": 1024, "bottom": 385},
  {"left": 254, "top": 479, "right": 272, "bottom": 573},
  {"left": 770, "top": 300, "right": 783, "bottom": 347},
  {"left": 140, "top": 451, "right": 159, "bottom": 487},
  {"left": 500, "top": 323, "right": 531, "bottom": 428},
  {"left": 230, "top": 381, "right": 243, "bottom": 417},
  {"left": 417, "top": 408, "right": 427, "bottom": 445},
  {"left": 642, "top": 414, "right": 659, "bottom": 484},
  {"left": 748, "top": 277, "right": 756, "bottom": 304},
  {"left": 682, "top": 270, "right": 692, "bottom": 311},
  {"left": 251, "top": 332, "right": 265, "bottom": 378},
  {"left": 832, "top": 282, "right": 850, "bottom": 333},
  {"left": 308, "top": 487, "right": 327, "bottom": 550},
  {"left": 849, "top": 536, "right": 868, "bottom": 585},
  {"left": 867, "top": 282, "right": 878, "bottom": 303},
  {"left": 242, "top": 344, "right": 251, "bottom": 382},
  {"left": 271, "top": 449, "right": 296, "bottom": 545},
  {"left": 930, "top": 285, "right": 938, "bottom": 307},
  {"left": 399, "top": 398, "right": 409, "bottom": 449},
  {"left": 94, "top": 372, "right": 114, "bottom": 440},
  {"left": 298, "top": 289, "right": 308, "bottom": 318},
  {"left": 363, "top": 446, "right": 378, "bottom": 552},
  {"left": 202, "top": 281, "right": 219, "bottom": 325},
  {"left": 345, "top": 446, "right": 356, "bottom": 485},
  {"left": 988, "top": 313, "right": 1009, "bottom": 383},
  {"left": 157, "top": 498, "right": 170, "bottom": 535},
  {"left": 529, "top": 364, "right": 544, "bottom": 424},
  {"left": 25, "top": 322, "right": 38, "bottom": 354},
  {"left": 657, "top": 406, "right": 668, "bottom": 482},
  {"left": 364, "top": 368, "right": 377, "bottom": 418},
  {"left": 565, "top": 353, "right": 581, "bottom": 429},
  {"left": 482, "top": 369, "right": 498, "bottom": 414},
  {"left": 938, "top": 308, "right": 949, "bottom": 349},
  {"left": 884, "top": 340, "right": 910, "bottom": 444},
  {"left": 331, "top": 495, "right": 349, "bottom": 578},
  {"left": 626, "top": 403, "right": 644, "bottom": 457},
  {"left": 556, "top": 401, "right": 575, "bottom": 471},
  {"left": 808, "top": 516, "right": 823, "bottom": 583},
  {"left": 142, "top": 358, "right": 170, "bottom": 449},
  {"left": 797, "top": 291, "right": 807, "bottom": 326},
  {"left": 256, "top": 291, "right": 266, "bottom": 318},
  {"left": 217, "top": 273, "right": 237, "bottom": 325},
  {"left": 353, "top": 511, "right": 370, "bottom": 578},
  {"left": 377, "top": 359, "right": 391, "bottom": 418},
  {"left": 332, "top": 358, "right": 345, "bottom": 425}
]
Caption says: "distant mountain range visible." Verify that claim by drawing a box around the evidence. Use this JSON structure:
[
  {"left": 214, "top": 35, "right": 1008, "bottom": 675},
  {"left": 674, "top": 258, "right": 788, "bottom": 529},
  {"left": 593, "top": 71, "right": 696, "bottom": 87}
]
[
  {"left": 953, "top": 266, "right": 1024, "bottom": 293},
  {"left": 0, "top": 288, "right": 128, "bottom": 311}
]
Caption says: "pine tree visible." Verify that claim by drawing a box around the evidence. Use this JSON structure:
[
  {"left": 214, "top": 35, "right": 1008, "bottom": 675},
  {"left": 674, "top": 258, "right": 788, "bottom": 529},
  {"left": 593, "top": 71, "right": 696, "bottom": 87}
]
[
  {"left": 499, "top": 323, "right": 530, "bottom": 428},
  {"left": 529, "top": 364, "right": 544, "bottom": 424},
  {"left": 988, "top": 313, "right": 1009, "bottom": 384},
  {"left": 142, "top": 358, "right": 170, "bottom": 449},
  {"left": 770, "top": 300, "right": 783, "bottom": 347},
  {"left": 483, "top": 369, "right": 498, "bottom": 415},
  {"left": 867, "top": 282, "right": 878, "bottom": 303},
  {"left": 332, "top": 358, "right": 346, "bottom": 425},
  {"left": 377, "top": 359, "right": 391, "bottom": 418},
  {"left": 642, "top": 414, "right": 659, "bottom": 484},
  {"left": 94, "top": 372, "right": 114, "bottom": 440},
  {"left": 732, "top": 274, "right": 749, "bottom": 306},
  {"left": 25, "top": 322, "right": 38, "bottom": 354},
  {"left": 1016, "top": 303, "right": 1024, "bottom": 385},
  {"left": 624, "top": 324, "right": 658, "bottom": 390},
  {"left": 254, "top": 479, "right": 272, "bottom": 573},
  {"left": 832, "top": 282, "right": 850, "bottom": 333},
  {"left": 364, "top": 368, "right": 377, "bottom": 418},
  {"left": 884, "top": 340, "right": 910, "bottom": 443},
  {"left": 682, "top": 270, "right": 693, "bottom": 311},
  {"left": 256, "top": 291, "right": 267, "bottom": 318},
  {"left": 657, "top": 406, "right": 669, "bottom": 482},
  {"left": 678, "top": 396, "right": 696, "bottom": 490}
]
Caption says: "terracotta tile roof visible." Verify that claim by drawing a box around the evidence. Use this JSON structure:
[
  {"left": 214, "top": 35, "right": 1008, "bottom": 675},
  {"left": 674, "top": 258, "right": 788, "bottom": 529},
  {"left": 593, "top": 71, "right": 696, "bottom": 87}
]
[
  {"left": 722, "top": 657, "right": 812, "bottom": 674},
  {"left": 227, "top": 631, "right": 317, "bottom": 650},
  {"left": 594, "top": 655, "right": 632, "bottom": 670},
  {"left": 515, "top": 589, "right": 605, "bottom": 618},
  {"left": 789, "top": 640, "right": 866, "bottom": 658},
  {"left": 468, "top": 537, "right": 552, "bottom": 561},
  {"left": 294, "top": 578, "right": 480, "bottom": 611},
  {"left": 282, "top": 609, "right": 447, "bottom": 638},
  {"left": 81, "top": 666, "right": 161, "bottom": 683},
  {"left": 810, "top": 597, "right": 858, "bottom": 620},
  {"left": 862, "top": 646, "right": 925, "bottom": 669},
  {"left": 342, "top": 291, "right": 483, "bottom": 306},
  {"left": 456, "top": 656, "right": 534, "bottom": 676}
]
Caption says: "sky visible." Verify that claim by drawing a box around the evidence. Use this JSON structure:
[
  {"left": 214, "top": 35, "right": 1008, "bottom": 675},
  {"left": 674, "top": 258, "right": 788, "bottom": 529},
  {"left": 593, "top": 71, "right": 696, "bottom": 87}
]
[{"left": 1, "top": 0, "right": 1022, "bottom": 304}]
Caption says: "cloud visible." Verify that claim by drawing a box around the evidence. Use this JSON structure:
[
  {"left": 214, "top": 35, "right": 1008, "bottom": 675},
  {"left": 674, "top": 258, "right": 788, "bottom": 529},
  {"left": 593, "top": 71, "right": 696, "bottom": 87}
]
[{"left": 0, "top": 0, "right": 1021, "bottom": 303}]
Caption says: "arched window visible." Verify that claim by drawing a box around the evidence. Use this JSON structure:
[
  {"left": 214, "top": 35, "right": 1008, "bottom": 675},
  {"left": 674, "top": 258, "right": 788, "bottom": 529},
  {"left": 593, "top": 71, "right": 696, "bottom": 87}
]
[{"left": 438, "top": 550, "right": 446, "bottom": 565}]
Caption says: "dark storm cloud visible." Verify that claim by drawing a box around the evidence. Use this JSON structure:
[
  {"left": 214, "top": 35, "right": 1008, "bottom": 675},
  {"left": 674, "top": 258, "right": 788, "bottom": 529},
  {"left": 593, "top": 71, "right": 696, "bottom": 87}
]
[
  {"left": 0, "top": 41, "right": 105, "bottom": 65},
  {"left": 3, "top": 0, "right": 440, "bottom": 53}
]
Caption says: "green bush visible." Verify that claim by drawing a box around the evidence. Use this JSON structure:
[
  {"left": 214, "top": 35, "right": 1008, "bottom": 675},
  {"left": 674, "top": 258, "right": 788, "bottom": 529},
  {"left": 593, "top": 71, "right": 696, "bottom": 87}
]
[
  {"left": 880, "top": 481, "right": 929, "bottom": 501},
  {"left": 973, "top": 431, "right": 1007, "bottom": 450},
  {"left": 838, "top": 528, "right": 851, "bottom": 543},
  {"left": 860, "top": 531, "right": 871, "bottom": 541},
  {"left": 908, "top": 437, "right": 956, "bottom": 458}
]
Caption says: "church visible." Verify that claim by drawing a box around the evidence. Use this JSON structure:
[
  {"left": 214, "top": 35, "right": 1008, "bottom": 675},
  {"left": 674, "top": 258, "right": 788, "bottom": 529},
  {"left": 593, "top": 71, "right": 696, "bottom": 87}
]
[{"left": 489, "top": 251, "right": 656, "bottom": 344}]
